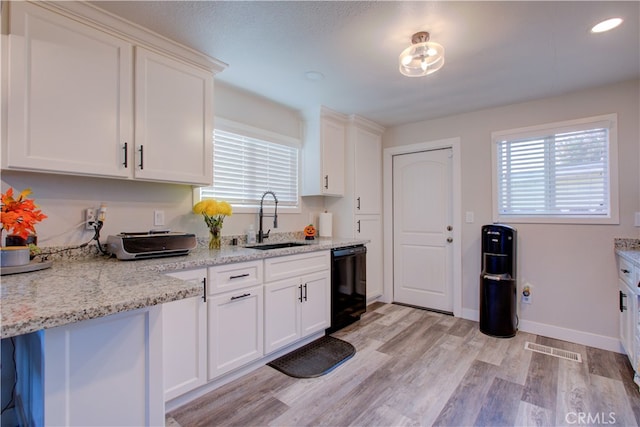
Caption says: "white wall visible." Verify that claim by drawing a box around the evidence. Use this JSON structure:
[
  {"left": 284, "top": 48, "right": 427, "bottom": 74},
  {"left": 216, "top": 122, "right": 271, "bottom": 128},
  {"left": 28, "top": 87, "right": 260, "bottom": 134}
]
[
  {"left": 0, "top": 82, "right": 325, "bottom": 247},
  {"left": 383, "top": 79, "right": 640, "bottom": 350}
]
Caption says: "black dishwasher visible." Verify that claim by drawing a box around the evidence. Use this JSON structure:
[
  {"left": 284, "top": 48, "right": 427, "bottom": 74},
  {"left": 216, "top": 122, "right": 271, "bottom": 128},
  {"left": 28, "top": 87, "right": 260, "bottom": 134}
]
[{"left": 327, "top": 245, "right": 367, "bottom": 333}]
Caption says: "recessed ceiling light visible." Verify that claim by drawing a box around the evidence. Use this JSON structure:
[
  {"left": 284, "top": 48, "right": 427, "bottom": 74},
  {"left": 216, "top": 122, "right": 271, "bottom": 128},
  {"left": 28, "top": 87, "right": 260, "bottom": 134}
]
[
  {"left": 304, "top": 71, "right": 325, "bottom": 81},
  {"left": 591, "top": 17, "right": 623, "bottom": 33}
]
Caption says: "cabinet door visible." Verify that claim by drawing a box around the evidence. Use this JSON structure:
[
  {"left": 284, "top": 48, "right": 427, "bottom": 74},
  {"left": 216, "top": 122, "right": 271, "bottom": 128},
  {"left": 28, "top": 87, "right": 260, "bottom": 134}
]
[
  {"left": 134, "top": 47, "right": 213, "bottom": 185},
  {"left": 354, "top": 128, "right": 382, "bottom": 215},
  {"left": 6, "top": 2, "right": 132, "bottom": 177},
  {"left": 208, "top": 285, "right": 263, "bottom": 379},
  {"left": 162, "top": 295, "right": 207, "bottom": 401},
  {"left": 300, "top": 271, "right": 331, "bottom": 337},
  {"left": 42, "top": 307, "right": 163, "bottom": 426},
  {"left": 321, "top": 118, "right": 345, "bottom": 196},
  {"left": 356, "top": 216, "right": 383, "bottom": 299},
  {"left": 264, "top": 278, "right": 302, "bottom": 354},
  {"left": 163, "top": 269, "right": 207, "bottom": 401},
  {"left": 620, "top": 280, "right": 634, "bottom": 360}
]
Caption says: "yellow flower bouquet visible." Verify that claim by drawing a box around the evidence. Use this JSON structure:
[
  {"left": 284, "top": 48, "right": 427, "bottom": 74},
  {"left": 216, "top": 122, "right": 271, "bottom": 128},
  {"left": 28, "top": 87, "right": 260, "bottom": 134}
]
[{"left": 193, "top": 199, "right": 232, "bottom": 249}]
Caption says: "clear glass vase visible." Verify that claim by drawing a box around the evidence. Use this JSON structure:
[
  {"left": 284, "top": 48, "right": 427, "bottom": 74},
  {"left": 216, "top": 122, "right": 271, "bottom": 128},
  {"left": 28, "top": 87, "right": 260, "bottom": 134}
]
[{"left": 209, "top": 226, "right": 221, "bottom": 250}]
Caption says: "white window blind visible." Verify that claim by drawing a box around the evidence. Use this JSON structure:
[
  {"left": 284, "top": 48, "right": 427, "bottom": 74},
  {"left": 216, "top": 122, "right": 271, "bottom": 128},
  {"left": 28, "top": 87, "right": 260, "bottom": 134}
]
[
  {"left": 200, "top": 129, "right": 299, "bottom": 207},
  {"left": 495, "top": 120, "right": 613, "bottom": 219}
]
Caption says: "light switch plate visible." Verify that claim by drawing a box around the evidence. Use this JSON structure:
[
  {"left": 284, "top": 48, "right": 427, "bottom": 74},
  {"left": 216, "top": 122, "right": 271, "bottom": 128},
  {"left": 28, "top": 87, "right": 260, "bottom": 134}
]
[
  {"left": 465, "top": 211, "right": 474, "bottom": 223},
  {"left": 154, "top": 210, "right": 165, "bottom": 226}
]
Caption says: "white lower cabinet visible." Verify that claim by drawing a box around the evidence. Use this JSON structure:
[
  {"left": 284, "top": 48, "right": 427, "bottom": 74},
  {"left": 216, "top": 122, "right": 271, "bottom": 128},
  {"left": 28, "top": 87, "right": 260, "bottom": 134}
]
[
  {"left": 264, "top": 252, "right": 331, "bottom": 354},
  {"left": 618, "top": 254, "right": 640, "bottom": 377},
  {"left": 208, "top": 285, "right": 264, "bottom": 379},
  {"left": 163, "top": 269, "right": 207, "bottom": 401},
  {"left": 16, "top": 307, "right": 165, "bottom": 426}
]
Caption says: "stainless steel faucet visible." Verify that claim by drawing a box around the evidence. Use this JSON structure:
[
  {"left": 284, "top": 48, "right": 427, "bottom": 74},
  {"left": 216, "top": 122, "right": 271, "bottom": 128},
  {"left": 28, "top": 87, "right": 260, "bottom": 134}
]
[{"left": 258, "top": 191, "right": 278, "bottom": 243}]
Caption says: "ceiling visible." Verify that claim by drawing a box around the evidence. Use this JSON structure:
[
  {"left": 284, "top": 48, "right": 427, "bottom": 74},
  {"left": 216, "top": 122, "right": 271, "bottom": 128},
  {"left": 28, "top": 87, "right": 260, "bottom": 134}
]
[{"left": 91, "top": 1, "right": 639, "bottom": 128}]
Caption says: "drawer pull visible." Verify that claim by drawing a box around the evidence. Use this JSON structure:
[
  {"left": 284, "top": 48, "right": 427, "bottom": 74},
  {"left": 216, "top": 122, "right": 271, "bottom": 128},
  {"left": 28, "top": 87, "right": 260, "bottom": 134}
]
[
  {"left": 303, "top": 283, "right": 308, "bottom": 301},
  {"left": 229, "top": 273, "right": 250, "bottom": 280},
  {"left": 298, "top": 285, "right": 303, "bottom": 302},
  {"left": 202, "top": 277, "right": 207, "bottom": 303},
  {"left": 122, "top": 142, "right": 128, "bottom": 168},
  {"left": 230, "top": 293, "right": 251, "bottom": 301}
]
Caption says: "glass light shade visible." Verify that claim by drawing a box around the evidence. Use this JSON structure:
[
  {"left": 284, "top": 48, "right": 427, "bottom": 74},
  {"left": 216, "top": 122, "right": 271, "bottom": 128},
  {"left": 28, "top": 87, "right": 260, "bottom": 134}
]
[{"left": 399, "top": 41, "right": 445, "bottom": 77}]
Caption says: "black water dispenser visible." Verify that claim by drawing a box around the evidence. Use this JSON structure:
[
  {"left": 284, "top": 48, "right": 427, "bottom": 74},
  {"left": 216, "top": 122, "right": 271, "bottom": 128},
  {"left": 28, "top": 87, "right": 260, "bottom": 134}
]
[{"left": 479, "top": 224, "right": 517, "bottom": 337}]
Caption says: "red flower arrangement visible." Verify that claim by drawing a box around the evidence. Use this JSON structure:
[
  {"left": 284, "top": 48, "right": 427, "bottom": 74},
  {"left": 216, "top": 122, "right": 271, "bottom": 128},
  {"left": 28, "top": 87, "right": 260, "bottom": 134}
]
[{"left": 1, "top": 188, "right": 47, "bottom": 240}]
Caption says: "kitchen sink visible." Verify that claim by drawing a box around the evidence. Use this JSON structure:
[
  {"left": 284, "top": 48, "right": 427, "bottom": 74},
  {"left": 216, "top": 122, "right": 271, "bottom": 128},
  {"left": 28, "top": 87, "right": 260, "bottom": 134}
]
[{"left": 246, "top": 242, "right": 307, "bottom": 250}]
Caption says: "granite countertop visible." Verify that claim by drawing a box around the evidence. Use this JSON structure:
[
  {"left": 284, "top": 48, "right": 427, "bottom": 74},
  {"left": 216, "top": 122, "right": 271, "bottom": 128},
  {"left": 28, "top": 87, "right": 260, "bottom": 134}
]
[
  {"left": 615, "top": 238, "right": 640, "bottom": 265},
  {"left": 0, "top": 237, "right": 366, "bottom": 339}
]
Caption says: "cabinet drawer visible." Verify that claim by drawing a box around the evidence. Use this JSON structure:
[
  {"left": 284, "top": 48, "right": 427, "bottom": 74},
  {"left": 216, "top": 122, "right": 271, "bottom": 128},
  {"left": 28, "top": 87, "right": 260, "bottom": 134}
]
[
  {"left": 208, "top": 261, "right": 263, "bottom": 295},
  {"left": 619, "top": 257, "right": 638, "bottom": 288},
  {"left": 264, "top": 251, "right": 330, "bottom": 283}
]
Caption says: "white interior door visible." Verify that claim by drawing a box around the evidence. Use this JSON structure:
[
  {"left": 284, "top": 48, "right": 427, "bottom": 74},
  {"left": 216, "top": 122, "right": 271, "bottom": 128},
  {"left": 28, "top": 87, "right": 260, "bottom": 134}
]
[{"left": 393, "top": 148, "right": 453, "bottom": 312}]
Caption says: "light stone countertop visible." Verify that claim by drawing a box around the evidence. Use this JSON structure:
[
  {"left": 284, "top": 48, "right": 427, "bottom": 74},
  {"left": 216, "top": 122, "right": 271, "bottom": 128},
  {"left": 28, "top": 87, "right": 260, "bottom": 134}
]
[{"left": 0, "top": 237, "right": 367, "bottom": 338}]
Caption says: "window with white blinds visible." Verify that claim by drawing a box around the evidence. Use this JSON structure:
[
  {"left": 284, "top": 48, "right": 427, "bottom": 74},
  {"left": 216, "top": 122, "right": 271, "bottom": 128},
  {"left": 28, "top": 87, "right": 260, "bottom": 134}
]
[
  {"left": 492, "top": 114, "right": 618, "bottom": 224},
  {"left": 199, "top": 128, "right": 299, "bottom": 208}
]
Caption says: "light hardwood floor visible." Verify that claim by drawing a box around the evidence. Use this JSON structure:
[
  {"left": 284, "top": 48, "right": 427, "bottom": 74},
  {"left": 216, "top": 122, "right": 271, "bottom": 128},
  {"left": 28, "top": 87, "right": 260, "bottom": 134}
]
[{"left": 168, "top": 303, "right": 640, "bottom": 426}]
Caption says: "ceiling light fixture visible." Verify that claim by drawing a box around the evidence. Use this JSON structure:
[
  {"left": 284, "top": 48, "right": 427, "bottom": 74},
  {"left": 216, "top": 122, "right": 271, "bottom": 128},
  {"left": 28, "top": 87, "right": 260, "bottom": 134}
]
[
  {"left": 591, "top": 17, "right": 623, "bottom": 33},
  {"left": 399, "top": 31, "right": 445, "bottom": 77}
]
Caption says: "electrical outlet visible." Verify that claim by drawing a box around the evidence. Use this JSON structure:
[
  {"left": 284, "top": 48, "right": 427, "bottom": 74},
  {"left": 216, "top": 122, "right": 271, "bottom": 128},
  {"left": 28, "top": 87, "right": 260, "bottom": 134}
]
[
  {"left": 85, "top": 208, "right": 96, "bottom": 230},
  {"left": 154, "top": 210, "right": 165, "bottom": 226},
  {"left": 522, "top": 285, "right": 531, "bottom": 304},
  {"left": 98, "top": 204, "right": 107, "bottom": 222}
]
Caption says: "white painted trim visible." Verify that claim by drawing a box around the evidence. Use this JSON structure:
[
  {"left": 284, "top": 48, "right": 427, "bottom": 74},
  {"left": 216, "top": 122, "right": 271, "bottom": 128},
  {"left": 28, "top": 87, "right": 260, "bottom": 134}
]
[
  {"left": 382, "top": 138, "right": 462, "bottom": 317},
  {"left": 490, "top": 113, "right": 619, "bottom": 225},
  {"left": 462, "top": 308, "right": 623, "bottom": 353},
  {"left": 29, "top": 0, "right": 226, "bottom": 73}
]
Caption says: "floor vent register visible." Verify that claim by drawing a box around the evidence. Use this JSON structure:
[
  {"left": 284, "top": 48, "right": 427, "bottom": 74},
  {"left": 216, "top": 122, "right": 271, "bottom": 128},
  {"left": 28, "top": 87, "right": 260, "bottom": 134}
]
[{"left": 524, "top": 341, "right": 583, "bottom": 362}]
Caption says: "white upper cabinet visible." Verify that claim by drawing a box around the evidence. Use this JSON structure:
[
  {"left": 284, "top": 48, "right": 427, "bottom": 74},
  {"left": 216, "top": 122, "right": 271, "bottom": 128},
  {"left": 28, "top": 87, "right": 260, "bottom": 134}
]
[
  {"left": 3, "top": 1, "right": 223, "bottom": 185},
  {"left": 134, "top": 47, "right": 213, "bottom": 185},
  {"left": 353, "top": 122, "right": 383, "bottom": 215},
  {"left": 301, "top": 107, "right": 347, "bottom": 196},
  {"left": 6, "top": 1, "right": 133, "bottom": 178}
]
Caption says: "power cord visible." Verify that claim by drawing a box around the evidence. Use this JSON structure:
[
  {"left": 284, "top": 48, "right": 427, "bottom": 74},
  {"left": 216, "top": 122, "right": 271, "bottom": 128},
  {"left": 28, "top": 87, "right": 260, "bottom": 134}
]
[
  {"left": 91, "top": 220, "right": 110, "bottom": 256},
  {"left": 34, "top": 220, "right": 111, "bottom": 259}
]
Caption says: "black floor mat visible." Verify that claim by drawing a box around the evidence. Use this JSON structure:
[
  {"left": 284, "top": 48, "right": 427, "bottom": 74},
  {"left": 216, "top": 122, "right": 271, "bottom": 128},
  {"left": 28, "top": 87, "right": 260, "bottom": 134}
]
[{"left": 267, "top": 335, "right": 356, "bottom": 378}]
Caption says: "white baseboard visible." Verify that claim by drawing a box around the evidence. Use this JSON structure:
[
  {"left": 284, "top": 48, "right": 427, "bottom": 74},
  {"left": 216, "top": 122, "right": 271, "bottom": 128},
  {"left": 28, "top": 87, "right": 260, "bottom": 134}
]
[{"left": 461, "top": 308, "right": 623, "bottom": 354}]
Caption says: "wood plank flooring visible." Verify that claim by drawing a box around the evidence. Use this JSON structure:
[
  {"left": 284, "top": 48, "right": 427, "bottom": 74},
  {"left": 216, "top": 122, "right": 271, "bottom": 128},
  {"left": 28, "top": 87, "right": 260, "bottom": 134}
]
[{"left": 168, "top": 303, "right": 640, "bottom": 426}]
